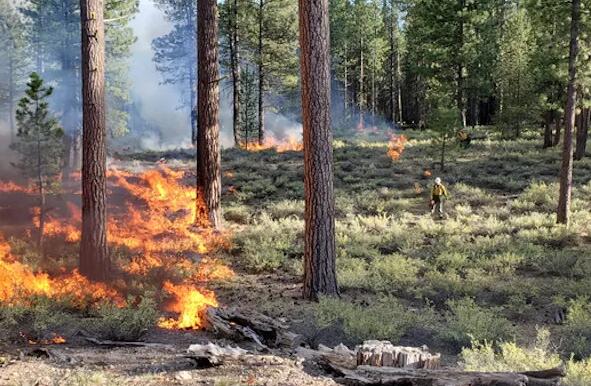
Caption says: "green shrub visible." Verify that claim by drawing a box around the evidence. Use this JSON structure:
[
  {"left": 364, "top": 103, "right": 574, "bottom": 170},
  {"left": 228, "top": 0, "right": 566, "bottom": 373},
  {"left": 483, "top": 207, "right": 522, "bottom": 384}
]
[
  {"left": 514, "top": 181, "right": 557, "bottom": 212},
  {"left": 562, "top": 298, "right": 591, "bottom": 359},
  {"left": 315, "top": 296, "right": 435, "bottom": 343},
  {"left": 460, "top": 329, "right": 591, "bottom": 386},
  {"left": 368, "top": 254, "right": 422, "bottom": 292},
  {"left": 87, "top": 297, "right": 158, "bottom": 341},
  {"left": 233, "top": 214, "right": 303, "bottom": 272},
  {"left": 223, "top": 205, "right": 251, "bottom": 224},
  {"left": 0, "top": 297, "right": 74, "bottom": 342},
  {"left": 266, "top": 200, "right": 304, "bottom": 219},
  {"left": 441, "top": 297, "right": 514, "bottom": 349}
]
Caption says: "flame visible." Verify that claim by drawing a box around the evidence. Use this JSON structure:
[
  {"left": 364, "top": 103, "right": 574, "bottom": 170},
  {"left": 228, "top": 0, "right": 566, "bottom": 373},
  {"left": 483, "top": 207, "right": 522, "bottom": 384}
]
[
  {"left": 0, "top": 181, "right": 35, "bottom": 194},
  {"left": 387, "top": 134, "right": 408, "bottom": 161},
  {"left": 243, "top": 134, "right": 303, "bottom": 153},
  {"left": 423, "top": 169, "right": 432, "bottom": 178},
  {"left": 0, "top": 166, "right": 234, "bottom": 330},
  {"left": 0, "top": 237, "right": 121, "bottom": 305},
  {"left": 158, "top": 281, "right": 218, "bottom": 329},
  {"left": 22, "top": 333, "right": 66, "bottom": 345}
]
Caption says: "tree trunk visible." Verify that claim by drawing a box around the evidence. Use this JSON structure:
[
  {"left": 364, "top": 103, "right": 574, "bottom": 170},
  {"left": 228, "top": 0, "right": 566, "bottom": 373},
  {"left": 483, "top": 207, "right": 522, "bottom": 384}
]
[
  {"left": 79, "top": 0, "right": 109, "bottom": 281},
  {"left": 197, "top": 0, "right": 222, "bottom": 229},
  {"left": 557, "top": 0, "right": 580, "bottom": 225},
  {"left": 299, "top": 0, "right": 338, "bottom": 300},
  {"left": 230, "top": 0, "right": 242, "bottom": 147},
  {"left": 543, "top": 111, "right": 554, "bottom": 148},
  {"left": 358, "top": 34, "right": 364, "bottom": 130},
  {"left": 440, "top": 133, "right": 446, "bottom": 171},
  {"left": 388, "top": 3, "right": 397, "bottom": 126},
  {"left": 553, "top": 115, "right": 562, "bottom": 146},
  {"left": 36, "top": 119, "right": 45, "bottom": 256},
  {"left": 575, "top": 107, "right": 588, "bottom": 160},
  {"left": 190, "top": 5, "right": 198, "bottom": 145},
  {"left": 397, "top": 47, "right": 403, "bottom": 123},
  {"left": 456, "top": 0, "right": 466, "bottom": 128},
  {"left": 257, "top": 0, "right": 265, "bottom": 145},
  {"left": 8, "top": 46, "right": 15, "bottom": 143},
  {"left": 344, "top": 41, "right": 348, "bottom": 120}
]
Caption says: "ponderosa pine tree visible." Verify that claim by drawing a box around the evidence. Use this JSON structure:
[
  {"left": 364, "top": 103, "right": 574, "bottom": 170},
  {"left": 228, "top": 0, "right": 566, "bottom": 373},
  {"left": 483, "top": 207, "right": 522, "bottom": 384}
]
[
  {"left": 557, "top": 0, "right": 581, "bottom": 226},
  {"left": 11, "top": 72, "right": 64, "bottom": 255},
  {"left": 152, "top": 0, "right": 197, "bottom": 143},
  {"left": 0, "top": 0, "right": 28, "bottom": 142},
  {"left": 197, "top": 0, "right": 221, "bottom": 229},
  {"left": 80, "top": 0, "right": 109, "bottom": 281},
  {"left": 299, "top": 0, "right": 338, "bottom": 300},
  {"left": 240, "top": 0, "right": 298, "bottom": 145}
]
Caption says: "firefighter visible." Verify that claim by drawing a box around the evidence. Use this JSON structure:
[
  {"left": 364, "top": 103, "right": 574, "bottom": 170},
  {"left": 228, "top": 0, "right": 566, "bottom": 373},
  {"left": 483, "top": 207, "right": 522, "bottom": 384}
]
[{"left": 430, "top": 177, "right": 448, "bottom": 218}]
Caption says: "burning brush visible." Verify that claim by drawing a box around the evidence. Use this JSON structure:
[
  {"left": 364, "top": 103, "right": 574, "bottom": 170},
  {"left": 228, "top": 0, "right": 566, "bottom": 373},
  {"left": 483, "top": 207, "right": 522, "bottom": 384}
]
[
  {"left": 387, "top": 134, "right": 408, "bottom": 161},
  {"left": 0, "top": 166, "right": 234, "bottom": 332}
]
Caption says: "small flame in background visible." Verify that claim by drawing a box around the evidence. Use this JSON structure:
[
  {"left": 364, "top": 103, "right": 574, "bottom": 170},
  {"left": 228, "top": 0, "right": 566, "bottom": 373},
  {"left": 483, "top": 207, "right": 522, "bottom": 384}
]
[
  {"left": 242, "top": 134, "right": 303, "bottom": 153},
  {"left": 0, "top": 166, "right": 234, "bottom": 332},
  {"left": 387, "top": 134, "right": 408, "bottom": 161}
]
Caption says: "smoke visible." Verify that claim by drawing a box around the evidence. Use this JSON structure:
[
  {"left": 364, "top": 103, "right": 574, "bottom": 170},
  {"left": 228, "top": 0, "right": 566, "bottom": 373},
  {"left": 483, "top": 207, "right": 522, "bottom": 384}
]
[{"left": 0, "top": 120, "right": 18, "bottom": 178}]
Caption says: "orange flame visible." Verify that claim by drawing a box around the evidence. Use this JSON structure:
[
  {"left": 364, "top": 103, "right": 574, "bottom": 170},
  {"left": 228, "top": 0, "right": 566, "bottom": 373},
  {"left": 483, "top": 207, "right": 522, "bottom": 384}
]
[
  {"left": 0, "top": 181, "right": 35, "bottom": 194},
  {"left": 157, "top": 281, "right": 218, "bottom": 329},
  {"left": 243, "top": 134, "right": 303, "bottom": 153},
  {"left": 0, "top": 166, "right": 233, "bottom": 330},
  {"left": 387, "top": 134, "right": 408, "bottom": 161}
]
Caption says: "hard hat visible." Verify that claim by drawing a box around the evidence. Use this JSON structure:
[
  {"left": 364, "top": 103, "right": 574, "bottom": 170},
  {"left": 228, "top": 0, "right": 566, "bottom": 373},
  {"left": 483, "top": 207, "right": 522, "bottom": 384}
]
[{"left": 435, "top": 177, "right": 442, "bottom": 184}]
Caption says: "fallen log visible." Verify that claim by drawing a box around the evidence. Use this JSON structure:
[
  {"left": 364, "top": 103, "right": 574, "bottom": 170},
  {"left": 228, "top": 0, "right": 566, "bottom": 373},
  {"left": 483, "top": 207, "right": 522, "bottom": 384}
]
[
  {"left": 205, "top": 307, "right": 303, "bottom": 350},
  {"left": 186, "top": 342, "right": 248, "bottom": 367},
  {"left": 185, "top": 342, "right": 297, "bottom": 369},
  {"left": 323, "top": 362, "right": 564, "bottom": 386},
  {"left": 356, "top": 341, "right": 441, "bottom": 369},
  {"left": 84, "top": 337, "right": 174, "bottom": 350}
]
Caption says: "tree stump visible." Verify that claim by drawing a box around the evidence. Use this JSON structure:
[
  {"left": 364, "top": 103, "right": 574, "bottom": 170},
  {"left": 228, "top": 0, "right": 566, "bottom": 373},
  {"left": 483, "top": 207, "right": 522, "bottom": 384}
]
[{"left": 356, "top": 341, "right": 441, "bottom": 369}]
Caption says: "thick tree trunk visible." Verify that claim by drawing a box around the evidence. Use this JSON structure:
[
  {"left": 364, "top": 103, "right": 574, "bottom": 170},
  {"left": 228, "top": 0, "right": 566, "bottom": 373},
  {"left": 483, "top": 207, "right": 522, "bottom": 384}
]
[
  {"left": 189, "top": 5, "right": 197, "bottom": 145},
  {"left": 197, "top": 0, "right": 222, "bottom": 229},
  {"left": 543, "top": 111, "right": 554, "bottom": 148},
  {"left": 257, "top": 0, "right": 265, "bottom": 145},
  {"left": 575, "top": 107, "right": 589, "bottom": 160},
  {"left": 557, "top": 0, "right": 580, "bottom": 225},
  {"left": 299, "top": 0, "right": 338, "bottom": 300},
  {"left": 230, "top": 0, "right": 241, "bottom": 147},
  {"left": 79, "top": 0, "right": 109, "bottom": 281}
]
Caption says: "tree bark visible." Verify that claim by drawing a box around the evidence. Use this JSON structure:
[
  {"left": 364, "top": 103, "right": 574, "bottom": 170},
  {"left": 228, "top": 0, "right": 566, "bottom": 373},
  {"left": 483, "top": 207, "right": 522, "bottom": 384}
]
[
  {"left": 456, "top": 0, "right": 466, "bottom": 128},
  {"left": 557, "top": 0, "right": 580, "bottom": 225},
  {"left": 543, "top": 111, "right": 554, "bottom": 148},
  {"left": 230, "top": 0, "right": 241, "bottom": 147},
  {"left": 190, "top": 4, "right": 197, "bottom": 145},
  {"left": 257, "top": 0, "right": 265, "bottom": 145},
  {"left": 8, "top": 45, "right": 15, "bottom": 143},
  {"left": 553, "top": 115, "right": 562, "bottom": 146},
  {"left": 79, "top": 0, "right": 109, "bottom": 281},
  {"left": 574, "top": 107, "right": 588, "bottom": 160},
  {"left": 299, "top": 0, "right": 338, "bottom": 300},
  {"left": 358, "top": 34, "right": 365, "bottom": 130},
  {"left": 197, "top": 0, "right": 222, "bottom": 229}
]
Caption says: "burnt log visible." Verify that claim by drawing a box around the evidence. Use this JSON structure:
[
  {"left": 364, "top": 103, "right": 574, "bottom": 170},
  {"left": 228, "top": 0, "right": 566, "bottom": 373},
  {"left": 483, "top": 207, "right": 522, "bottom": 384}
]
[
  {"left": 323, "top": 362, "right": 565, "bottom": 386},
  {"left": 205, "top": 307, "right": 303, "bottom": 350}
]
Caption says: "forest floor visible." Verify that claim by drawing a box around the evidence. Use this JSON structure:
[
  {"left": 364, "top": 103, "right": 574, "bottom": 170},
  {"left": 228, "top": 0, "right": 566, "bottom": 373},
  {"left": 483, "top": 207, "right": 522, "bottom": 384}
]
[{"left": 1, "top": 128, "right": 591, "bottom": 385}]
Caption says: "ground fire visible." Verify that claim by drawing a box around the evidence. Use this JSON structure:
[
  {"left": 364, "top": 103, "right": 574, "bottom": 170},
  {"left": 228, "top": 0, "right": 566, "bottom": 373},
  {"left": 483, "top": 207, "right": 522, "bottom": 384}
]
[
  {"left": 242, "top": 134, "right": 303, "bottom": 152},
  {"left": 387, "top": 134, "right": 408, "bottom": 161},
  {"left": 0, "top": 165, "right": 233, "bottom": 333}
]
